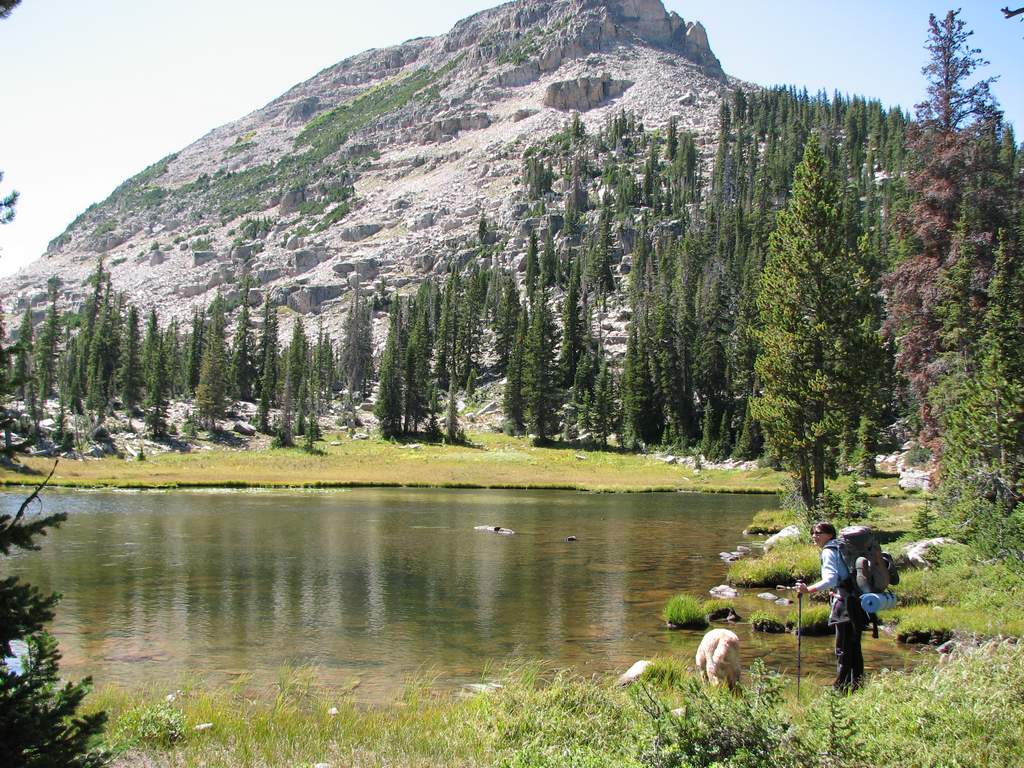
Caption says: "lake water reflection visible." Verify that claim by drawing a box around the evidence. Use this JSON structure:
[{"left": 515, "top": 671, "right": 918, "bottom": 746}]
[{"left": 1, "top": 488, "right": 913, "bottom": 700}]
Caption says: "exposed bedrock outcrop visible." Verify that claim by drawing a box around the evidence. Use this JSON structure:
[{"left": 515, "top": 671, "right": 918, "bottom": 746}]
[{"left": 543, "top": 76, "right": 633, "bottom": 112}]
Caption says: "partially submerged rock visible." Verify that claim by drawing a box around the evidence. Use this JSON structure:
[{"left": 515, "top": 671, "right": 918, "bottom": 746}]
[
  {"left": 474, "top": 525, "right": 515, "bottom": 535},
  {"left": 709, "top": 584, "right": 738, "bottom": 599}
]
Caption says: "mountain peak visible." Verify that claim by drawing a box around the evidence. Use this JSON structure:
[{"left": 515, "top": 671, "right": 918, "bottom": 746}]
[{"left": 2, "top": 0, "right": 730, "bottom": 328}]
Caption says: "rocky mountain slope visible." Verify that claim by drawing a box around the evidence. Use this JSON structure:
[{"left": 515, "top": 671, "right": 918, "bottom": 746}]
[{"left": 2, "top": 0, "right": 735, "bottom": 335}]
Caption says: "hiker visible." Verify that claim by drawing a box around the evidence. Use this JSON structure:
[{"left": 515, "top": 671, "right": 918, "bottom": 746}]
[{"left": 796, "top": 521, "right": 865, "bottom": 691}]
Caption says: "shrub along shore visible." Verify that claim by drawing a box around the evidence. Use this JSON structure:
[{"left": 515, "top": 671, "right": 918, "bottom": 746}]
[{"left": 0, "top": 432, "right": 910, "bottom": 495}]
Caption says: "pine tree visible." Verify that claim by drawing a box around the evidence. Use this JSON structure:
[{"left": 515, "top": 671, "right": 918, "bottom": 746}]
[
  {"left": 591, "top": 357, "right": 618, "bottom": 449},
  {"left": 522, "top": 286, "right": 559, "bottom": 441},
  {"left": 541, "top": 229, "right": 557, "bottom": 287},
  {"left": 503, "top": 306, "right": 528, "bottom": 435},
  {"left": 196, "top": 294, "right": 228, "bottom": 431},
  {"left": 524, "top": 231, "right": 539, "bottom": 299},
  {"left": 403, "top": 294, "right": 431, "bottom": 433},
  {"left": 142, "top": 309, "right": 169, "bottom": 438},
  {"left": 117, "top": 304, "right": 143, "bottom": 411},
  {"left": 255, "top": 297, "right": 279, "bottom": 434},
  {"left": 374, "top": 303, "right": 404, "bottom": 438},
  {"left": 184, "top": 308, "right": 204, "bottom": 396},
  {"left": 494, "top": 271, "right": 521, "bottom": 375},
  {"left": 229, "top": 279, "right": 257, "bottom": 402},
  {"left": 0, "top": 479, "right": 107, "bottom": 767},
  {"left": 558, "top": 257, "right": 584, "bottom": 388},
  {"left": 752, "top": 138, "right": 880, "bottom": 506},
  {"left": 13, "top": 309, "right": 34, "bottom": 405},
  {"left": 34, "top": 277, "right": 61, "bottom": 402}
]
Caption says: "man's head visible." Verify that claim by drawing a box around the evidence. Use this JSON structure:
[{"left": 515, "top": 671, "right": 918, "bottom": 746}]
[{"left": 810, "top": 521, "right": 836, "bottom": 547}]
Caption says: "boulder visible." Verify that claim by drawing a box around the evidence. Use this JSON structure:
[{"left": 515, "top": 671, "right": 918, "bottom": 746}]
[
  {"left": 291, "top": 249, "right": 323, "bottom": 274},
  {"left": 192, "top": 250, "right": 217, "bottom": 267},
  {"left": 338, "top": 224, "right": 382, "bottom": 242},
  {"left": 544, "top": 76, "right": 633, "bottom": 112},
  {"left": 232, "top": 421, "right": 257, "bottom": 436},
  {"left": 351, "top": 257, "right": 379, "bottom": 280},
  {"left": 287, "top": 284, "right": 345, "bottom": 314},
  {"left": 279, "top": 187, "right": 306, "bottom": 215},
  {"left": 616, "top": 659, "right": 650, "bottom": 686},
  {"left": 899, "top": 467, "right": 933, "bottom": 492},
  {"left": 763, "top": 525, "right": 802, "bottom": 551},
  {"left": 899, "top": 537, "right": 958, "bottom": 569}
]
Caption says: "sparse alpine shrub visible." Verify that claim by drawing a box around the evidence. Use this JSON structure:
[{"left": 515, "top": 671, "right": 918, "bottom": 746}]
[{"left": 111, "top": 702, "right": 186, "bottom": 749}]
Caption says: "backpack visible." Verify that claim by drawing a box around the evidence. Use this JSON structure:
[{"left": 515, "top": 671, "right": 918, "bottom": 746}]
[{"left": 831, "top": 525, "right": 899, "bottom": 636}]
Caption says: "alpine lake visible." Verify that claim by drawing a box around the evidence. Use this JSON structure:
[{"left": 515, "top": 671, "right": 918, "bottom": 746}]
[{"left": 1, "top": 487, "right": 920, "bottom": 702}]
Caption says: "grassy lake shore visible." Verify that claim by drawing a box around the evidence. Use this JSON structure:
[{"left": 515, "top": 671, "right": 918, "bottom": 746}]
[{"left": 0, "top": 432, "right": 910, "bottom": 496}]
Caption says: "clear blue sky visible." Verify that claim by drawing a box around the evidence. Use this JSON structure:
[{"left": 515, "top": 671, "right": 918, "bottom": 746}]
[{"left": 1, "top": 1, "right": 1021, "bottom": 278}]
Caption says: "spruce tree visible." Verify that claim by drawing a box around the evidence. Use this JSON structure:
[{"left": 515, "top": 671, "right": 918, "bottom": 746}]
[
  {"left": 522, "top": 286, "right": 559, "bottom": 441},
  {"left": 196, "top": 294, "right": 228, "bottom": 431},
  {"left": 752, "top": 138, "right": 880, "bottom": 506},
  {"left": 117, "top": 304, "right": 143, "bottom": 411},
  {"left": 503, "top": 306, "right": 528, "bottom": 435},
  {"left": 229, "top": 279, "right": 257, "bottom": 402},
  {"left": 524, "top": 231, "right": 539, "bottom": 299},
  {"left": 255, "top": 297, "right": 279, "bottom": 433},
  {"left": 374, "top": 303, "right": 404, "bottom": 438},
  {"left": 142, "top": 309, "right": 169, "bottom": 438},
  {"left": 558, "top": 257, "right": 584, "bottom": 388},
  {"left": 494, "top": 272, "right": 520, "bottom": 375},
  {"left": 34, "top": 277, "right": 62, "bottom": 402}
]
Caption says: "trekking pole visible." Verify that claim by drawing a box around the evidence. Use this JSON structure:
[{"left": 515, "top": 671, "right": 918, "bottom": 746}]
[
  {"left": 777, "top": 584, "right": 802, "bottom": 701},
  {"left": 796, "top": 590, "right": 803, "bottom": 701}
]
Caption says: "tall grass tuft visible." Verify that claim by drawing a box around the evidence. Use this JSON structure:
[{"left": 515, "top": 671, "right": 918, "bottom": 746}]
[
  {"left": 727, "top": 540, "right": 820, "bottom": 587},
  {"left": 663, "top": 594, "right": 709, "bottom": 629},
  {"left": 785, "top": 604, "right": 831, "bottom": 635},
  {"left": 750, "top": 611, "right": 786, "bottom": 633},
  {"left": 701, "top": 598, "right": 740, "bottom": 622}
]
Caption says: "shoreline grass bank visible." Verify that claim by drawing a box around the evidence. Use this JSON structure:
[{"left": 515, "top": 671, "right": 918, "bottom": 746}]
[
  {"left": 0, "top": 432, "right": 910, "bottom": 496},
  {"left": 88, "top": 644, "right": 1024, "bottom": 768}
]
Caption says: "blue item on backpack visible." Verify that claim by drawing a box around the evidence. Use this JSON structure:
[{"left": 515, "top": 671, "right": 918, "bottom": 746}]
[{"left": 859, "top": 591, "right": 897, "bottom": 614}]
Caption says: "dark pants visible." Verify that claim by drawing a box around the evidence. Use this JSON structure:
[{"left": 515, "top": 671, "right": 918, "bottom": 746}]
[{"left": 833, "top": 621, "right": 864, "bottom": 691}]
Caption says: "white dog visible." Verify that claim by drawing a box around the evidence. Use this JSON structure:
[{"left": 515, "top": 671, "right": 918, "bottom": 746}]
[{"left": 695, "top": 628, "right": 741, "bottom": 689}]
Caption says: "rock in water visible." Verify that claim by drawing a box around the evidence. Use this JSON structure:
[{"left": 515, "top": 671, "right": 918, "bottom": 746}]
[{"left": 474, "top": 525, "right": 515, "bottom": 535}]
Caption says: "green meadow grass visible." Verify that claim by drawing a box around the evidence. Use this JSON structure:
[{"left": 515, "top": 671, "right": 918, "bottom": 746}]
[{"left": 86, "top": 644, "right": 1024, "bottom": 768}]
